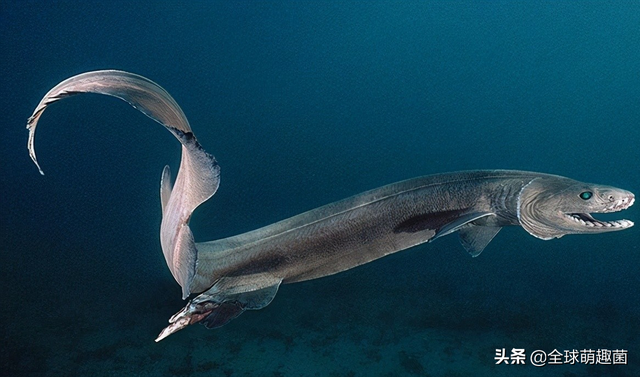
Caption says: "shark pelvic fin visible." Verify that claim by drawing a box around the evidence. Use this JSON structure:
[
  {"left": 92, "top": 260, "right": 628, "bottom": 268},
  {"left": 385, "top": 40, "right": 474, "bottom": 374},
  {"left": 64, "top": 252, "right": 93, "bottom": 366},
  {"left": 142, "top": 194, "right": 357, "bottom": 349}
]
[{"left": 156, "top": 274, "right": 282, "bottom": 341}]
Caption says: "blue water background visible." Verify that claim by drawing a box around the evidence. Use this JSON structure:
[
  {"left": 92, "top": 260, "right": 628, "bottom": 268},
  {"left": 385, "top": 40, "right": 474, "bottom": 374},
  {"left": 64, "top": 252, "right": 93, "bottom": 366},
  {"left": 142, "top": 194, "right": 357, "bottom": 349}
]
[{"left": 1, "top": 1, "right": 639, "bottom": 376}]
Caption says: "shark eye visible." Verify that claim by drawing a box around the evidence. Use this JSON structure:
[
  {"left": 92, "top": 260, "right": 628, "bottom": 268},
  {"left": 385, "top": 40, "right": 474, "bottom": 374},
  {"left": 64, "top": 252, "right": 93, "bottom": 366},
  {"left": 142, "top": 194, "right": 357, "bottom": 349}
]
[{"left": 579, "top": 191, "right": 593, "bottom": 200}]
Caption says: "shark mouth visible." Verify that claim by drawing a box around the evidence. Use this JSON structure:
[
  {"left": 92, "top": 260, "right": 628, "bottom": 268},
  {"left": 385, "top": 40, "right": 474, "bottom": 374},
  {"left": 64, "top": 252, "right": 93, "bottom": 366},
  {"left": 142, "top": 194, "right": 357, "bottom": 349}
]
[{"left": 565, "top": 196, "right": 635, "bottom": 229}]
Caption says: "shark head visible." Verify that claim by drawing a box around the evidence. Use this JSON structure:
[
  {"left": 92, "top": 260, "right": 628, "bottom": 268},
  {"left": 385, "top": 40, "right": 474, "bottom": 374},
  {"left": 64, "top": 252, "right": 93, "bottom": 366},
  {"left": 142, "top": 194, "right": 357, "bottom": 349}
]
[{"left": 517, "top": 176, "right": 634, "bottom": 240}]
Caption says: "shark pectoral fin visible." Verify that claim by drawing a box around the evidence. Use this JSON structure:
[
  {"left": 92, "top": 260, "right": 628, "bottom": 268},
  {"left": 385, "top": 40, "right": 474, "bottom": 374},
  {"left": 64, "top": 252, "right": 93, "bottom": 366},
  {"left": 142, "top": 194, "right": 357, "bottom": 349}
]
[
  {"left": 458, "top": 225, "right": 502, "bottom": 257},
  {"left": 160, "top": 165, "right": 172, "bottom": 216},
  {"left": 431, "top": 212, "right": 495, "bottom": 241},
  {"left": 156, "top": 274, "right": 282, "bottom": 341}
]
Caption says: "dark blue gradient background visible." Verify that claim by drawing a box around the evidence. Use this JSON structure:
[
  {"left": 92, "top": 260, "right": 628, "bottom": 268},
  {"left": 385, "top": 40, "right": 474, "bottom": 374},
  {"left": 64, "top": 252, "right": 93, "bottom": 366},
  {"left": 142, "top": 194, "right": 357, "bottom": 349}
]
[{"left": 1, "top": 2, "right": 639, "bottom": 376}]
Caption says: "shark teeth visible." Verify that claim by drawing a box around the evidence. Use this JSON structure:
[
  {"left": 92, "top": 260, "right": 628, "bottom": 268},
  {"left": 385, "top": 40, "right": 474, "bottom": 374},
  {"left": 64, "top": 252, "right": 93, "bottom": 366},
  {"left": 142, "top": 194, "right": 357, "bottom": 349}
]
[
  {"left": 565, "top": 193, "right": 635, "bottom": 230},
  {"left": 604, "top": 196, "right": 635, "bottom": 212},
  {"left": 566, "top": 214, "right": 634, "bottom": 229}
]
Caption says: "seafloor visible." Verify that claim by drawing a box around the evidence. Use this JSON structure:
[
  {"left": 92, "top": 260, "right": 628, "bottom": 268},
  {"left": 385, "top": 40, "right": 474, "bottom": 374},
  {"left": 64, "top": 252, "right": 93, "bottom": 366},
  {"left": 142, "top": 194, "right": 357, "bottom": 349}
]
[{"left": 3, "top": 234, "right": 637, "bottom": 377}]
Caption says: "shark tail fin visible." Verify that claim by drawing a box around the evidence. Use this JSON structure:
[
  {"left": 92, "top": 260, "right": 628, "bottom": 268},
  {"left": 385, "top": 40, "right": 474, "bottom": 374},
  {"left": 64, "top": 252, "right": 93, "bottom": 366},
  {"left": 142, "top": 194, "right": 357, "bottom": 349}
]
[{"left": 26, "top": 70, "right": 220, "bottom": 299}]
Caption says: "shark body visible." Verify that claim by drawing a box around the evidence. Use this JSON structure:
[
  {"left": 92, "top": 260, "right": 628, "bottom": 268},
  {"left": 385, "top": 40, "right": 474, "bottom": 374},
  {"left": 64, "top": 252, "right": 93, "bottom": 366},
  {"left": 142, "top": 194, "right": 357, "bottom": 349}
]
[{"left": 25, "top": 71, "right": 635, "bottom": 341}]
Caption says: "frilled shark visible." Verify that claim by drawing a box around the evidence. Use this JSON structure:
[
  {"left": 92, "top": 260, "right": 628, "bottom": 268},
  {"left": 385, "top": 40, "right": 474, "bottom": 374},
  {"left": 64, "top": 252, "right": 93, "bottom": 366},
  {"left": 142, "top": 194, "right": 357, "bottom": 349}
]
[{"left": 25, "top": 70, "right": 635, "bottom": 342}]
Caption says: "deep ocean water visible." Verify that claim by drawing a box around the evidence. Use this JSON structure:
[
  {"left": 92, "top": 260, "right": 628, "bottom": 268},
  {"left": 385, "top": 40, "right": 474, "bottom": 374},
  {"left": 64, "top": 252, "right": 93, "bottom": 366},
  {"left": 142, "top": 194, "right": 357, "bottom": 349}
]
[{"left": 1, "top": 2, "right": 639, "bottom": 376}]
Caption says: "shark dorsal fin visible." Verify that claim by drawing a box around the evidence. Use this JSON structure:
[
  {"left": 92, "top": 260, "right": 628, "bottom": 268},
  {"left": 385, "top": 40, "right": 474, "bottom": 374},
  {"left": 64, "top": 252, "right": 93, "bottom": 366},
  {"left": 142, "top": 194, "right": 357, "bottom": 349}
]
[{"left": 160, "top": 165, "right": 173, "bottom": 216}]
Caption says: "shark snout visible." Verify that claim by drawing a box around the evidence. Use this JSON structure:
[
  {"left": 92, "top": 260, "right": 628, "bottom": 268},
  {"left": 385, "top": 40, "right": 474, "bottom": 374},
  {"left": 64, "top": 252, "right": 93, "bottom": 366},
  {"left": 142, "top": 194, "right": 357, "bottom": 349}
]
[
  {"left": 604, "top": 193, "right": 634, "bottom": 211},
  {"left": 599, "top": 189, "right": 634, "bottom": 212}
]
